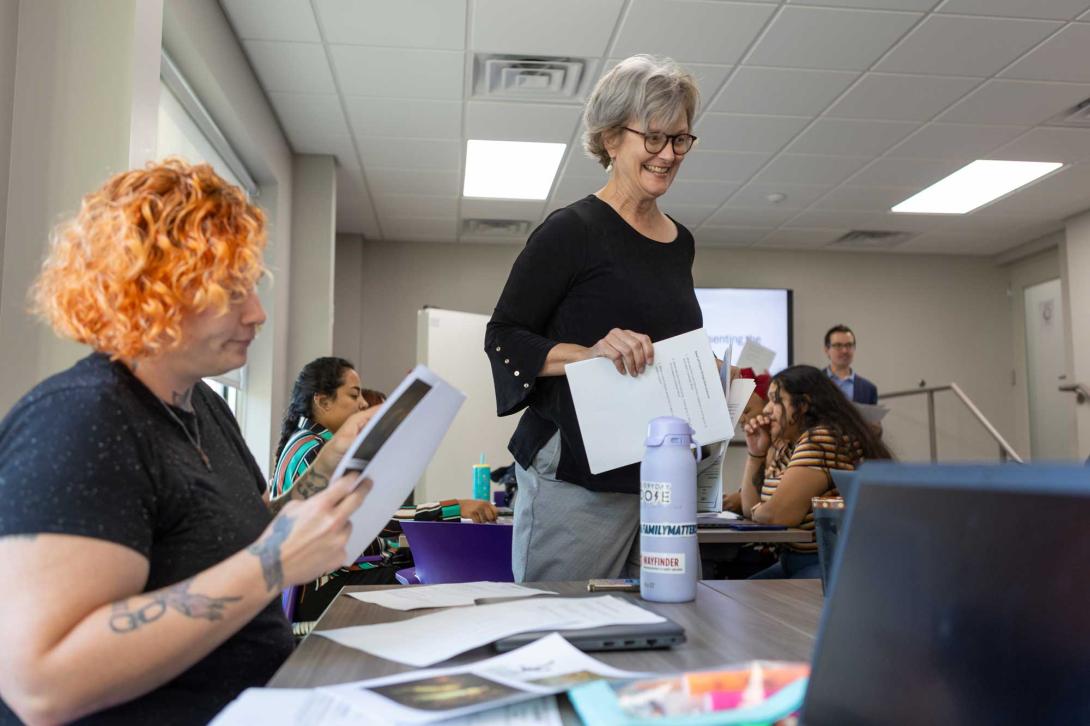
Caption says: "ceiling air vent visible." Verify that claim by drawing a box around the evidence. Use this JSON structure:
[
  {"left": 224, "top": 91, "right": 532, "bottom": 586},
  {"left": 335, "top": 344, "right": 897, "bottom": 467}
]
[
  {"left": 828, "top": 230, "right": 916, "bottom": 250},
  {"left": 462, "top": 219, "right": 532, "bottom": 237},
  {"left": 1045, "top": 97, "right": 1090, "bottom": 128},
  {"left": 473, "top": 54, "right": 594, "bottom": 101}
]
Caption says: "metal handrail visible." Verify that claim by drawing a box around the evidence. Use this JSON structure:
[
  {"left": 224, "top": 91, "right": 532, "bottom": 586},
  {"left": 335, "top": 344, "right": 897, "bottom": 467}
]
[{"left": 880, "top": 383, "right": 1024, "bottom": 464}]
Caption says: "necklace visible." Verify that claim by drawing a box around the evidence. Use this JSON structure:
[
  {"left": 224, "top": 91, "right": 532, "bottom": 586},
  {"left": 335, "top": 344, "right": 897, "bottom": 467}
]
[{"left": 159, "top": 399, "right": 213, "bottom": 472}]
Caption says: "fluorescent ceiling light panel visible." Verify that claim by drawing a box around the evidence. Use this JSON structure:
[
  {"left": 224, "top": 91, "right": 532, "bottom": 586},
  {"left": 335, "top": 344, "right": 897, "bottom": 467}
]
[
  {"left": 463, "top": 140, "right": 566, "bottom": 200},
  {"left": 892, "top": 160, "right": 1062, "bottom": 214}
]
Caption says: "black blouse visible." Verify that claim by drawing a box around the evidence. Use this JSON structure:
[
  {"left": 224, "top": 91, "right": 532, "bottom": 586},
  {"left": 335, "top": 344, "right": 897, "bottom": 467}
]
[{"left": 485, "top": 195, "right": 703, "bottom": 494}]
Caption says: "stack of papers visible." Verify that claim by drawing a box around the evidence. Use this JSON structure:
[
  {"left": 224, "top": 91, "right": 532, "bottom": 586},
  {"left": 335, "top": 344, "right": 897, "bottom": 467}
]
[
  {"left": 348, "top": 582, "right": 556, "bottom": 611},
  {"left": 317, "top": 595, "right": 666, "bottom": 667}
]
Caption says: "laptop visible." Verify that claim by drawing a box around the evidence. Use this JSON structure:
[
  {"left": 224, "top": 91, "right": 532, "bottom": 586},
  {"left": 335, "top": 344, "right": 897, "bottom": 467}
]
[
  {"left": 802, "top": 463, "right": 1090, "bottom": 725},
  {"left": 696, "top": 513, "right": 788, "bottom": 530},
  {"left": 493, "top": 611, "right": 685, "bottom": 653}
]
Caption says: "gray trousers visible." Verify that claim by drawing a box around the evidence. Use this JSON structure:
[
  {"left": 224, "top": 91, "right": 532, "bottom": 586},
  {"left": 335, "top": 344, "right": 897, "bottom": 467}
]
[{"left": 512, "top": 434, "right": 640, "bottom": 583}]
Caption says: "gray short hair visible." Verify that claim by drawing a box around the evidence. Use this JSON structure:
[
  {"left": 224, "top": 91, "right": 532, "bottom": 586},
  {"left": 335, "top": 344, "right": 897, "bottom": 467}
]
[{"left": 582, "top": 55, "right": 700, "bottom": 170}]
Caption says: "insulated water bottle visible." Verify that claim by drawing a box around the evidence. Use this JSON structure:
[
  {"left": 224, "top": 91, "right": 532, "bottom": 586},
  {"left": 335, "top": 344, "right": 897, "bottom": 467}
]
[{"left": 639, "top": 416, "right": 699, "bottom": 603}]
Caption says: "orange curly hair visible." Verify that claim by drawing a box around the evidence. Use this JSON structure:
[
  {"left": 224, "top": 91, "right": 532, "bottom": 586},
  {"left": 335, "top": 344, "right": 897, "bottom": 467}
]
[{"left": 31, "top": 158, "right": 267, "bottom": 359}]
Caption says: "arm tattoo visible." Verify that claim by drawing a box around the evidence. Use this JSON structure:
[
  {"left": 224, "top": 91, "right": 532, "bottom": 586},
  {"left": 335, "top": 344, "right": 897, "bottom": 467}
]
[
  {"left": 108, "top": 579, "right": 241, "bottom": 634},
  {"left": 267, "top": 466, "right": 330, "bottom": 515},
  {"left": 247, "top": 514, "right": 294, "bottom": 592}
]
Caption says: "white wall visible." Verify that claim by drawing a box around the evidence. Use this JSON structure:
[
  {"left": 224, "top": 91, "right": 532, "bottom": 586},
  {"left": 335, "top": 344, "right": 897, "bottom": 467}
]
[
  {"left": 348, "top": 240, "right": 1017, "bottom": 465},
  {"left": 0, "top": 0, "right": 19, "bottom": 305},
  {"left": 1063, "top": 210, "right": 1090, "bottom": 458},
  {"left": 333, "top": 233, "right": 365, "bottom": 368},
  {"left": 287, "top": 154, "right": 337, "bottom": 381},
  {"left": 0, "top": 0, "right": 163, "bottom": 412}
]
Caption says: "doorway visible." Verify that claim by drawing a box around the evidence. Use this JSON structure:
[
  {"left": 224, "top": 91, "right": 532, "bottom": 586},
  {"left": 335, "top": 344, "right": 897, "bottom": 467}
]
[{"left": 1023, "top": 278, "right": 1076, "bottom": 460}]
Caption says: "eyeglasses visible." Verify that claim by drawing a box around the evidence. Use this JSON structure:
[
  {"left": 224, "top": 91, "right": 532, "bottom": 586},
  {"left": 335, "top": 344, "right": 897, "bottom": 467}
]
[
  {"left": 828, "top": 343, "right": 856, "bottom": 350},
  {"left": 622, "top": 127, "right": 697, "bottom": 155}
]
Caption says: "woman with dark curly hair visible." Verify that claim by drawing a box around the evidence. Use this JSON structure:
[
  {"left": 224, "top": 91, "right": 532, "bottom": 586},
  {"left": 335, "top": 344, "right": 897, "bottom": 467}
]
[
  {"left": 0, "top": 159, "right": 379, "bottom": 724},
  {"left": 741, "top": 365, "right": 893, "bottom": 579}
]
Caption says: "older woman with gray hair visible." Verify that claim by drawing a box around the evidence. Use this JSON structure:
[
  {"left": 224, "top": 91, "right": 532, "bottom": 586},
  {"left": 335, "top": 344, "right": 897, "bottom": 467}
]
[{"left": 485, "top": 55, "right": 702, "bottom": 582}]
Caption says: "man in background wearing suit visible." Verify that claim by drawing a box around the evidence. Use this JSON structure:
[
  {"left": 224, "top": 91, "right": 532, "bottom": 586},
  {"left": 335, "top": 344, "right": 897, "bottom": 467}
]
[{"left": 824, "top": 324, "right": 878, "bottom": 405}]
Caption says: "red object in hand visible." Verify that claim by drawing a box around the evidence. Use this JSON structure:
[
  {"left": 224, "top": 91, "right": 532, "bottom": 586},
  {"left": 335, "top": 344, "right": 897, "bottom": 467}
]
[{"left": 739, "top": 368, "right": 772, "bottom": 401}]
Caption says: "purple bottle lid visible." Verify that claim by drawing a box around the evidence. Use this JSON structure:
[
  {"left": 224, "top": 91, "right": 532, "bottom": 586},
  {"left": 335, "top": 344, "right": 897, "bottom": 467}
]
[{"left": 644, "top": 416, "right": 694, "bottom": 446}]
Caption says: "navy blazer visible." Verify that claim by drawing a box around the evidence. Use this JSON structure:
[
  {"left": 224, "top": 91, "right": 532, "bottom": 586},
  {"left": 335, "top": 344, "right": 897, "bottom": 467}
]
[{"left": 853, "top": 375, "right": 879, "bottom": 405}]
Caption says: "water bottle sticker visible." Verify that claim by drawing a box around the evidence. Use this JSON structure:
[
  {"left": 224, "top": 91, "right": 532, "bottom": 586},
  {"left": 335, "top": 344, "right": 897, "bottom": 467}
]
[
  {"left": 641, "top": 522, "right": 698, "bottom": 536},
  {"left": 640, "top": 481, "right": 672, "bottom": 506},
  {"left": 642, "top": 552, "right": 686, "bottom": 573}
]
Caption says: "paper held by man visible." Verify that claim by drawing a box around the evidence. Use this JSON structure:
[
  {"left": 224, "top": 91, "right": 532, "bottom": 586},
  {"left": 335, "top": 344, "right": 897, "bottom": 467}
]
[{"left": 565, "top": 328, "right": 733, "bottom": 474}]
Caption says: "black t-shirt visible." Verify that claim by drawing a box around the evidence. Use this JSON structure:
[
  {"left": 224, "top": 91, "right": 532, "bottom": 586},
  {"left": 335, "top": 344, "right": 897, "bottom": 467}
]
[
  {"left": 0, "top": 353, "right": 294, "bottom": 725},
  {"left": 485, "top": 195, "right": 703, "bottom": 494}
]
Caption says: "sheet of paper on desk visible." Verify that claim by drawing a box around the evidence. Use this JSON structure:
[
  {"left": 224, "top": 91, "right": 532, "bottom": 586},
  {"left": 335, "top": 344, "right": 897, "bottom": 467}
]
[
  {"left": 854, "top": 402, "right": 890, "bottom": 425},
  {"left": 347, "top": 582, "right": 557, "bottom": 611},
  {"left": 316, "top": 595, "right": 665, "bottom": 667},
  {"left": 566, "top": 328, "right": 733, "bottom": 474},
  {"left": 330, "top": 365, "right": 465, "bottom": 566},
  {"left": 321, "top": 633, "right": 641, "bottom": 724},
  {"left": 736, "top": 339, "right": 776, "bottom": 374}
]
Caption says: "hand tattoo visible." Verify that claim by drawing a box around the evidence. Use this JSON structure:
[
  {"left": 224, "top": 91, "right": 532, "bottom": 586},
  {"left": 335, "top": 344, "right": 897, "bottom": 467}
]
[
  {"left": 248, "top": 514, "right": 294, "bottom": 592},
  {"left": 109, "top": 579, "right": 241, "bottom": 634}
]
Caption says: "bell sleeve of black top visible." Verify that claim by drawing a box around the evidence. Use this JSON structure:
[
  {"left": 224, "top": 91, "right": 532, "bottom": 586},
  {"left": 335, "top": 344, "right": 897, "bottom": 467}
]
[{"left": 485, "top": 208, "right": 587, "bottom": 417}]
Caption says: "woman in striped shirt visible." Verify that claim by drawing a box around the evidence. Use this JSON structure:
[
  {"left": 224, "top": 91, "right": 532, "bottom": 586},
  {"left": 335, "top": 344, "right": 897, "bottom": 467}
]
[{"left": 741, "top": 364, "right": 892, "bottom": 579}]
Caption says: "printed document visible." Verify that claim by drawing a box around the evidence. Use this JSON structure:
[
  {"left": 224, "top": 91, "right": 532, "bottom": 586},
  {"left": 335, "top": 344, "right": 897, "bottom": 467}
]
[
  {"left": 321, "top": 634, "right": 639, "bottom": 724},
  {"left": 316, "top": 595, "right": 665, "bottom": 667},
  {"left": 698, "top": 375, "right": 756, "bottom": 512},
  {"left": 854, "top": 402, "right": 890, "bottom": 425},
  {"left": 566, "top": 329, "right": 732, "bottom": 474},
  {"left": 348, "top": 582, "right": 556, "bottom": 611},
  {"left": 736, "top": 339, "right": 776, "bottom": 374},
  {"left": 331, "top": 365, "right": 465, "bottom": 566}
]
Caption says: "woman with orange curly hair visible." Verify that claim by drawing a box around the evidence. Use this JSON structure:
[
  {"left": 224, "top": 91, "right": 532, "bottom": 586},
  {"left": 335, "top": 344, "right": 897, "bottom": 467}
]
[{"left": 0, "top": 159, "right": 378, "bottom": 724}]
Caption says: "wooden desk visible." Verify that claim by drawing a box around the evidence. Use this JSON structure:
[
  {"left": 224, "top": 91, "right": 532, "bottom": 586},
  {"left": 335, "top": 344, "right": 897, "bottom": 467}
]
[
  {"left": 697, "top": 526, "right": 814, "bottom": 544},
  {"left": 268, "top": 580, "right": 823, "bottom": 709}
]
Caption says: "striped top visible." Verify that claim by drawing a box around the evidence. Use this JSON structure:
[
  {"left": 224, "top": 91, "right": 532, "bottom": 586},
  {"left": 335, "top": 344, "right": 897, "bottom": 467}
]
[
  {"left": 761, "top": 426, "right": 863, "bottom": 553},
  {"left": 270, "top": 418, "right": 331, "bottom": 500}
]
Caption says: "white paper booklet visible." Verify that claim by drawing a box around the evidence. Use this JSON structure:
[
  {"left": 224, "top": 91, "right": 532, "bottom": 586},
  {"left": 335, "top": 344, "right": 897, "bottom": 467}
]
[
  {"left": 332, "top": 365, "right": 465, "bottom": 566},
  {"left": 565, "top": 328, "right": 733, "bottom": 474},
  {"left": 348, "top": 582, "right": 556, "bottom": 611},
  {"left": 854, "top": 402, "right": 890, "bottom": 425},
  {"left": 321, "top": 634, "right": 641, "bottom": 724},
  {"left": 736, "top": 339, "right": 776, "bottom": 374},
  {"left": 698, "top": 374, "right": 757, "bottom": 512},
  {"left": 316, "top": 595, "right": 665, "bottom": 667}
]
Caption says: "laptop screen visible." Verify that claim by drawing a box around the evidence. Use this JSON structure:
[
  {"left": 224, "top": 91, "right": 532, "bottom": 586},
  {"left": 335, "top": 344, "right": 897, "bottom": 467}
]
[{"left": 803, "top": 463, "right": 1090, "bottom": 725}]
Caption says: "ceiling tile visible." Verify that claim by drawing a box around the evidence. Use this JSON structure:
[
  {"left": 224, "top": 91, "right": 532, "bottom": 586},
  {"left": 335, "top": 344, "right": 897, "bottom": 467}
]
[
  {"left": 366, "top": 168, "right": 462, "bottom": 197},
  {"left": 336, "top": 166, "right": 381, "bottom": 238},
  {"left": 471, "top": 0, "right": 624, "bottom": 56},
  {"left": 750, "top": 154, "right": 873, "bottom": 186},
  {"left": 990, "top": 128, "right": 1090, "bottom": 162},
  {"left": 1001, "top": 24, "right": 1090, "bottom": 83},
  {"left": 374, "top": 194, "right": 459, "bottom": 219},
  {"left": 786, "top": 119, "right": 918, "bottom": 156},
  {"left": 788, "top": 0, "right": 936, "bottom": 9},
  {"left": 461, "top": 198, "right": 547, "bottom": 220},
  {"left": 344, "top": 97, "right": 462, "bottom": 139},
  {"left": 723, "top": 183, "right": 833, "bottom": 210},
  {"left": 706, "top": 206, "right": 800, "bottom": 226},
  {"left": 876, "top": 15, "right": 1061, "bottom": 77},
  {"left": 791, "top": 209, "right": 949, "bottom": 231},
  {"left": 612, "top": 0, "right": 776, "bottom": 65},
  {"left": 552, "top": 176, "right": 601, "bottom": 205},
  {"left": 846, "top": 157, "right": 964, "bottom": 186},
  {"left": 268, "top": 92, "right": 350, "bottom": 144},
  {"left": 745, "top": 6, "right": 921, "bottom": 71},
  {"left": 329, "top": 46, "right": 464, "bottom": 99},
  {"left": 679, "top": 150, "right": 773, "bottom": 182},
  {"left": 315, "top": 0, "right": 466, "bottom": 49},
  {"left": 812, "top": 185, "right": 920, "bottom": 211},
  {"left": 664, "top": 204, "right": 720, "bottom": 227},
  {"left": 563, "top": 149, "right": 610, "bottom": 178},
  {"left": 825, "top": 73, "right": 981, "bottom": 121},
  {"left": 758, "top": 227, "right": 849, "bottom": 248},
  {"left": 661, "top": 179, "right": 741, "bottom": 207},
  {"left": 696, "top": 226, "right": 771, "bottom": 247},
  {"left": 381, "top": 217, "right": 458, "bottom": 241},
  {"left": 222, "top": 0, "right": 321, "bottom": 42},
  {"left": 465, "top": 102, "right": 582, "bottom": 143},
  {"left": 886, "top": 122, "right": 1029, "bottom": 159},
  {"left": 936, "top": 0, "right": 1090, "bottom": 21},
  {"left": 696, "top": 114, "right": 810, "bottom": 153},
  {"left": 970, "top": 162, "right": 1090, "bottom": 218},
  {"left": 938, "top": 80, "right": 1090, "bottom": 125},
  {"left": 603, "top": 60, "right": 734, "bottom": 104},
  {"left": 713, "top": 67, "right": 859, "bottom": 116},
  {"left": 242, "top": 40, "right": 336, "bottom": 94},
  {"left": 358, "top": 138, "right": 461, "bottom": 171}
]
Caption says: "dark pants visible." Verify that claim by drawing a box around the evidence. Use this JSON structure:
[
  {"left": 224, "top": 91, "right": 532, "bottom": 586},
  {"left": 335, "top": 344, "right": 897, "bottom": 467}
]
[
  {"left": 749, "top": 550, "right": 821, "bottom": 580},
  {"left": 294, "top": 566, "right": 399, "bottom": 621}
]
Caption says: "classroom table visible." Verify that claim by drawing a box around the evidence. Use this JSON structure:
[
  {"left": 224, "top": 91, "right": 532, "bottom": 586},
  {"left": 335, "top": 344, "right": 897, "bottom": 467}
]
[
  {"left": 268, "top": 580, "right": 823, "bottom": 721},
  {"left": 696, "top": 525, "right": 814, "bottom": 545}
]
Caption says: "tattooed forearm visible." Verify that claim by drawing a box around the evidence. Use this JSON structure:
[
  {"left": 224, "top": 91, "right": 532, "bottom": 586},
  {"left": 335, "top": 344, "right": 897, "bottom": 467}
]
[
  {"left": 267, "top": 466, "right": 330, "bottom": 514},
  {"left": 108, "top": 579, "right": 242, "bottom": 634},
  {"left": 247, "top": 514, "right": 293, "bottom": 591}
]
